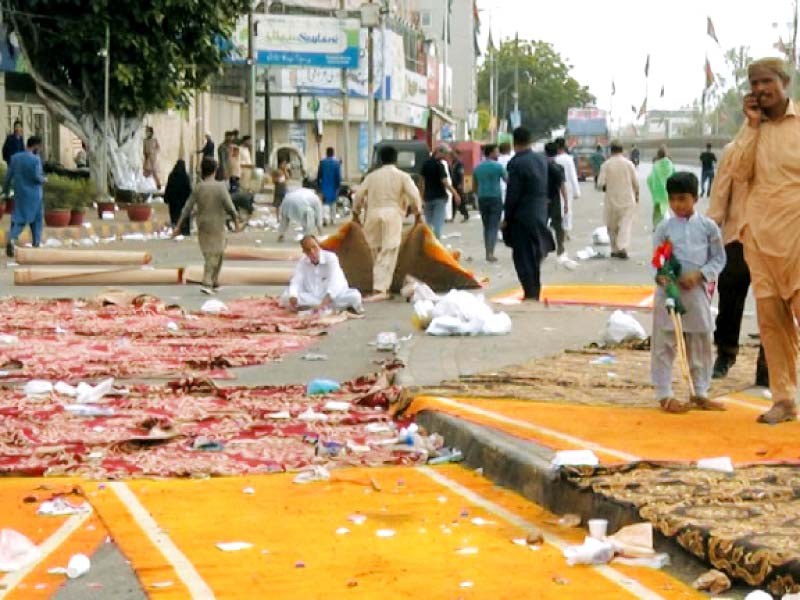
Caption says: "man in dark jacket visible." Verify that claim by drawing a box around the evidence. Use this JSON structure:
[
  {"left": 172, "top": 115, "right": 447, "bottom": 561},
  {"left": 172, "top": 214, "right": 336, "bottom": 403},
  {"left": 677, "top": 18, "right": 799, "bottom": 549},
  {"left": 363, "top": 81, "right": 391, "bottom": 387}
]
[
  {"left": 450, "top": 151, "right": 469, "bottom": 222},
  {"left": 502, "top": 127, "right": 555, "bottom": 300},
  {"left": 2, "top": 120, "right": 24, "bottom": 165}
]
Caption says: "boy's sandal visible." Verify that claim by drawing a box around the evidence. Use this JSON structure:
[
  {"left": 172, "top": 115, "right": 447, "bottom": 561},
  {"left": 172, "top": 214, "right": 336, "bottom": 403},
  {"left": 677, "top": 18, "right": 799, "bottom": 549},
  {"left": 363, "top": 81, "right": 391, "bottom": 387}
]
[
  {"left": 690, "top": 396, "right": 727, "bottom": 411},
  {"left": 659, "top": 398, "right": 691, "bottom": 414}
]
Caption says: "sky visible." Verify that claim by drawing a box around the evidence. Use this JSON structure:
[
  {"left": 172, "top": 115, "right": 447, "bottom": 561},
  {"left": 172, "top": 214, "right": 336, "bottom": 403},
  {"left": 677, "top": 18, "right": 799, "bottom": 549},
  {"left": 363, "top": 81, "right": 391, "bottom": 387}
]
[{"left": 477, "top": 0, "right": 796, "bottom": 125}]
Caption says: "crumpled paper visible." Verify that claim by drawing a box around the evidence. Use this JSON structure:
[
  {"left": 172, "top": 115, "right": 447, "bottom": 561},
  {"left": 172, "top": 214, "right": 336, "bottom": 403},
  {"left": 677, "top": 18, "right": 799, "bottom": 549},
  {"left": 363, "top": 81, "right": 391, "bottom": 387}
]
[{"left": 692, "top": 569, "right": 731, "bottom": 594}]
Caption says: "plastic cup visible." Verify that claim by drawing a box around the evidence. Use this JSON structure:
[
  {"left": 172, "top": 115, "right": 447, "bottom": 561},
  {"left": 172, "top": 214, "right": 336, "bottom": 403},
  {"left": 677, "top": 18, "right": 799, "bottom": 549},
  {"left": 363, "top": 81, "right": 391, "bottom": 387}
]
[
  {"left": 66, "top": 553, "right": 91, "bottom": 579},
  {"left": 587, "top": 519, "right": 608, "bottom": 540}
]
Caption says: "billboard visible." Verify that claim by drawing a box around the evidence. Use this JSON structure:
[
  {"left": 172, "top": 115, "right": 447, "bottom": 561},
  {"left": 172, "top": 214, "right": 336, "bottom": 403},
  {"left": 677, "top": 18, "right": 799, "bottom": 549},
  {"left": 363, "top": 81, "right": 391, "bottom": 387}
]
[{"left": 252, "top": 15, "right": 360, "bottom": 68}]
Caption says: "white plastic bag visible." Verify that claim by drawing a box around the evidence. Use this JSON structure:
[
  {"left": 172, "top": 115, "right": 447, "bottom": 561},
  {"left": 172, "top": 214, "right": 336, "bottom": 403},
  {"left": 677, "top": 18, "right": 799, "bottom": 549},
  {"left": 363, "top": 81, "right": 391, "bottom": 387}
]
[
  {"left": 425, "top": 290, "right": 512, "bottom": 336},
  {"left": 24, "top": 380, "right": 53, "bottom": 396},
  {"left": 600, "top": 310, "right": 646, "bottom": 345},
  {"left": 592, "top": 226, "right": 611, "bottom": 246},
  {"left": 76, "top": 378, "right": 115, "bottom": 404},
  {"left": 200, "top": 299, "right": 228, "bottom": 314},
  {"left": 563, "top": 537, "right": 615, "bottom": 566},
  {"left": 412, "top": 299, "right": 435, "bottom": 330},
  {"left": 0, "top": 529, "right": 41, "bottom": 573}
]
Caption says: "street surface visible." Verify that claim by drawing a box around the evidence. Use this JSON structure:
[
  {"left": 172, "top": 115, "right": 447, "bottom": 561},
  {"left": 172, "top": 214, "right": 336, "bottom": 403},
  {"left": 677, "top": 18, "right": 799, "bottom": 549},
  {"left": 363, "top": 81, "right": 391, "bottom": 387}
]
[{"left": 0, "top": 160, "right": 760, "bottom": 598}]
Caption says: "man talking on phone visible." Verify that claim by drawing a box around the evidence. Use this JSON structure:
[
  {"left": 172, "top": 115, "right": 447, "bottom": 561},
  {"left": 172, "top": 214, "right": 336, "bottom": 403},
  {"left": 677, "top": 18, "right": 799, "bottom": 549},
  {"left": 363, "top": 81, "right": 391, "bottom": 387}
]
[{"left": 726, "top": 58, "right": 800, "bottom": 424}]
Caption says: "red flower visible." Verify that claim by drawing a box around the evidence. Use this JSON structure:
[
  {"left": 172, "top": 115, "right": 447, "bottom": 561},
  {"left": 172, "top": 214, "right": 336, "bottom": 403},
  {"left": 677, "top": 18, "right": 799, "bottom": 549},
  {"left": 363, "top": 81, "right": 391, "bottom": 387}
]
[{"left": 651, "top": 240, "right": 673, "bottom": 269}]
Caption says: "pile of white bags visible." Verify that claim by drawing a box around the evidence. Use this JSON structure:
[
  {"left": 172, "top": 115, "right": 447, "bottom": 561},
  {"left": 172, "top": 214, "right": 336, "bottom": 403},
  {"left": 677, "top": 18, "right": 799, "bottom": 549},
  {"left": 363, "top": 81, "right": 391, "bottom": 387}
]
[{"left": 411, "top": 284, "right": 511, "bottom": 336}]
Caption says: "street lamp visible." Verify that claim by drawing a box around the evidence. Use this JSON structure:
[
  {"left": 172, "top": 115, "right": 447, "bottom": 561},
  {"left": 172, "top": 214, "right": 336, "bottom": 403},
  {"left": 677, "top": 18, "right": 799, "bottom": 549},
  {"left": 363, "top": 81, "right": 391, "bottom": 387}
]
[{"left": 98, "top": 24, "right": 110, "bottom": 198}]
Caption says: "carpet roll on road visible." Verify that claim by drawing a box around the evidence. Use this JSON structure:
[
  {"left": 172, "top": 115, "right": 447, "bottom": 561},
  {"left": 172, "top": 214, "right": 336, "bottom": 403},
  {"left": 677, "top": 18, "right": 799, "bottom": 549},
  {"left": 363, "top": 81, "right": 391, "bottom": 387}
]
[
  {"left": 183, "top": 265, "right": 293, "bottom": 285},
  {"left": 223, "top": 245, "right": 301, "bottom": 261},
  {"left": 14, "top": 267, "right": 183, "bottom": 285},
  {"left": 15, "top": 247, "right": 153, "bottom": 265}
]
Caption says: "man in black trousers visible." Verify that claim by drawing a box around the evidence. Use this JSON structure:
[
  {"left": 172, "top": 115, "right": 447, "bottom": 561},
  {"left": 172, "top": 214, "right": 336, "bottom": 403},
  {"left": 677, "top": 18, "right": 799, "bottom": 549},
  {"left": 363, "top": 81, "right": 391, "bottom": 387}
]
[
  {"left": 501, "top": 127, "right": 555, "bottom": 300},
  {"left": 707, "top": 142, "right": 768, "bottom": 386}
]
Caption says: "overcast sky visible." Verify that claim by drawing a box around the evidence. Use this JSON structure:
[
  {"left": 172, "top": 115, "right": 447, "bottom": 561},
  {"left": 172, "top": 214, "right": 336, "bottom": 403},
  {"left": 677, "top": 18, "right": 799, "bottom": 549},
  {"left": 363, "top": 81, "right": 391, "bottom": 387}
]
[{"left": 477, "top": 0, "right": 796, "bottom": 125}]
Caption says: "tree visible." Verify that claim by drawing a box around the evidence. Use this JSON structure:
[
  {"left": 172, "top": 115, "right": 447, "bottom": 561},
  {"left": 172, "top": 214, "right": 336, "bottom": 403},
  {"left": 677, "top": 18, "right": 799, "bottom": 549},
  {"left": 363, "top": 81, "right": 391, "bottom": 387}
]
[
  {"left": 478, "top": 39, "right": 594, "bottom": 139},
  {"left": 7, "top": 0, "right": 250, "bottom": 194}
]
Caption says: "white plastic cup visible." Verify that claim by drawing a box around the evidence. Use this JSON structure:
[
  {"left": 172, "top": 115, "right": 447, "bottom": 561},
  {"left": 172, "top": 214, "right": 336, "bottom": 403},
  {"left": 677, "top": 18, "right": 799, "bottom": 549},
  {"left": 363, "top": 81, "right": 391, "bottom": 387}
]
[
  {"left": 587, "top": 519, "right": 608, "bottom": 540},
  {"left": 66, "top": 553, "right": 91, "bottom": 579}
]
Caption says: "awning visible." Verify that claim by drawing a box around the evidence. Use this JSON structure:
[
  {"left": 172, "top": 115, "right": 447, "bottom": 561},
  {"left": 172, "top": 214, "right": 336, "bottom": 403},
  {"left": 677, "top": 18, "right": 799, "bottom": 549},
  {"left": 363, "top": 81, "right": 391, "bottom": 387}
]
[{"left": 429, "top": 106, "right": 457, "bottom": 125}]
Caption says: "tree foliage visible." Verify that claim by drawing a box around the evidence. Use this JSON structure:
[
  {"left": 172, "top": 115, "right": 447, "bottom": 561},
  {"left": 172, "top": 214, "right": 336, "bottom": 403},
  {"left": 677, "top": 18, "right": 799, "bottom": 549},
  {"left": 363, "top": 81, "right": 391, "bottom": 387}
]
[{"left": 477, "top": 39, "right": 594, "bottom": 139}]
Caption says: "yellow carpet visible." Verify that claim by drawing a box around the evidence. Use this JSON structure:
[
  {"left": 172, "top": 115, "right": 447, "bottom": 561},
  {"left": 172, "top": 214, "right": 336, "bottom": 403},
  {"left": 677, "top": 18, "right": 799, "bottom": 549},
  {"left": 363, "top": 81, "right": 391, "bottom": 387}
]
[
  {"left": 407, "top": 394, "right": 795, "bottom": 465},
  {"left": 83, "top": 467, "right": 703, "bottom": 599},
  {"left": 492, "top": 284, "right": 654, "bottom": 308}
]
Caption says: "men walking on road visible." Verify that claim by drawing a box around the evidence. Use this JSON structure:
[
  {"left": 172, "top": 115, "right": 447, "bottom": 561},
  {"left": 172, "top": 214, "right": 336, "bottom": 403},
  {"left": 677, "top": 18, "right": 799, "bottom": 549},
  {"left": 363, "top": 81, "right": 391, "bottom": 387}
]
[
  {"left": 597, "top": 141, "right": 639, "bottom": 260},
  {"left": 699, "top": 143, "right": 717, "bottom": 197},
  {"left": 420, "top": 146, "right": 460, "bottom": 239},
  {"left": 590, "top": 144, "right": 605, "bottom": 185},
  {"left": 172, "top": 158, "right": 240, "bottom": 295},
  {"left": 554, "top": 137, "right": 580, "bottom": 236},
  {"left": 3, "top": 135, "right": 45, "bottom": 257},
  {"left": 707, "top": 142, "right": 768, "bottom": 385},
  {"left": 450, "top": 151, "right": 469, "bottom": 223},
  {"left": 354, "top": 145, "right": 422, "bottom": 302},
  {"left": 317, "top": 147, "right": 342, "bottom": 226},
  {"left": 726, "top": 57, "right": 800, "bottom": 423},
  {"left": 2, "top": 120, "right": 24, "bottom": 165},
  {"left": 544, "top": 142, "right": 567, "bottom": 258},
  {"left": 502, "top": 127, "right": 555, "bottom": 301},
  {"left": 473, "top": 143, "right": 507, "bottom": 262}
]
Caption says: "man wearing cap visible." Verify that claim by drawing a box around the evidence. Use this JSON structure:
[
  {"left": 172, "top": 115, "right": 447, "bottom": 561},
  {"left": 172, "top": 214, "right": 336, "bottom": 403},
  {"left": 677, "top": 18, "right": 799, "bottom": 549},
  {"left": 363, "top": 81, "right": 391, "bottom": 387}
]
[
  {"left": 727, "top": 57, "right": 800, "bottom": 424},
  {"left": 597, "top": 140, "right": 639, "bottom": 259}
]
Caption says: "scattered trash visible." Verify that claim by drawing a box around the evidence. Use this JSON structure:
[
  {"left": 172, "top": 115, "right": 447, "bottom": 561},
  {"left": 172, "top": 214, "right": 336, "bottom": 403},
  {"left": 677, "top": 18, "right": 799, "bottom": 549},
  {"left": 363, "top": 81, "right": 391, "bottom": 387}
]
[
  {"left": 297, "top": 407, "right": 328, "bottom": 422},
  {"left": 375, "top": 529, "right": 395, "bottom": 538},
  {"left": 441, "top": 232, "right": 462, "bottom": 240},
  {"left": 54, "top": 381, "right": 78, "bottom": 396},
  {"left": 470, "top": 517, "right": 493, "bottom": 527},
  {"left": 24, "top": 380, "right": 53, "bottom": 396},
  {"left": 293, "top": 466, "right": 331, "bottom": 484},
  {"left": 306, "top": 378, "right": 341, "bottom": 395},
  {"left": 551, "top": 449, "right": 599, "bottom": 467},
  {"left": 456, "top": 547, "right": 479, "bottom": 555},
  {"left": 192, "top": 437, "right": 224, "bottom": 452},
  {"left": 608, "top": 523, "right": 656, "bottom": 558},
  {"left": 323, "top": 400, "right": 351, "bottom": 412},
  {"left": 374, "top": 332, "right": 399, "bottom": 351},
  {"left": 552, "top": 576, "right": 569, "bottom": 585},
  {"left": 592, "top": 226, "right": 611, "bottom": 246},
  {"left": 335, "top": 527, "right": 350, "bottom": 535},
  {"left": 526, "top": 528, "right": 544, "bottom": 545},
  {"left": 0, "top": 335, "right": 18, "bottom": 346},
  {"left": 0, "top": 529, "right": 41, "bottom": 573},
  {"left": 347, "top": 514, "right": 366, "bottom": 525},
  {"left": 557, "top": 254, "right": 579, "bottom": 270},
  {"left": 437, "top": 496, "right": 448, "bottom": 504},
  {"left": 266, "top": 411, "right": 291, "bottom": 420},
  {"left": 346, "top": 440, "right": 370, "bottom": 453},
  {"left": 744, "top": 592, "right": 773, "bottom": 600},
  {"left": 37, "top": 498, "right": 92, "bottom": 516},
  {"left": 44, "top": 238, "right": 64, "bottom": 248},
  {"left": 166, "top": 321, "right": 179, "bottom": 332},
  {"left": 423, "top": 290, "right": 511, "bottom": 336},
  {"left": 347, "top": 579, "right": 358, "bottom": 587},
  {"left": 696, "top": 456, "right": 734, "bottom": 473},
  {"left": 242, "top": 487, "right": 255, "bottom": 495},
  {"left": 427, "top": 448, "right": 463, "bottom": 465},
  {"left": 75, "top": 378, "right": 115, "bottom": 404},
  {"left": 692, "top": 569, "right": 731, "bottom": 594},
  {"left": 555, "top": 514, "right": 582, "bottom": 528},
  {"left": 459, "top": 581, "right": 474, "bottom": 588},
  {"left": 294, "top": 561, "right": 305, "bottom": 568},
  {"left": 600, "top": 310, "right": 647, "bottom": 345},
  {"left": 587, "top": 519, "right": 608, "bottom": 540},
  {"left": 612, "top": 554, "right": 670, "bottom": 568},
  {"left": 575, "top": 246, "right": 599, "bottom": 261},
  {"left": 200, "top": 299, "right": 228, "bottom": 314},
  {"left": 215, "top": 542, "right": 253, "bottom": 552},
  {"left": 590, "top": 355, "right": 617, "bottom": 365},
  {"left": 66, "top": 553, "right": 91, "bottom": 578},
  {"left": 63, "top": 404, "right": 115, "bottom": 417},
  {"left": 365, "top": 423, "right": 392, "bottom": 434},
  {"left": 150, "top": 581, "right": 174, "bottom": 589},
  {"left": 301, "top": 353, "right": 328, "bottom": 361},
  {"left": 763, "top": 389, "right": 773, "bottom": 399},
  {"left": 563, "top": 536, "right": 615, "bottom": 565}
]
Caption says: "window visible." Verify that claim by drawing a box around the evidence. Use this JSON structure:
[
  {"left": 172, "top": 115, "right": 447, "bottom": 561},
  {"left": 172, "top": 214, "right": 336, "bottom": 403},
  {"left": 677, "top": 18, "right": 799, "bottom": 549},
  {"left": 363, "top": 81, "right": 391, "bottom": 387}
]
[
  {"left": 397, "top": 151, "right": 416, "bottom": 170},
  {"left": 420, "top": 10, "right": 431, "bottom": 27}
]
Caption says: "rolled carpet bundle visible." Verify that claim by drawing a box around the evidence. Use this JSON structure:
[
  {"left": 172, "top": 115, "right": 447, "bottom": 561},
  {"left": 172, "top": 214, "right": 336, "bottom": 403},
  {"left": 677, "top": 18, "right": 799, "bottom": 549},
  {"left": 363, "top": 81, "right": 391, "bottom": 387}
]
[
  {"left": 391, "top": 223, "right": 480, "bottom": 293},
  {"left": 14, "top": 267, "right": 182, "bottom": 285},
  {"left": 15, "top": 247, "right": 152, "bottom": 265},
  {"left": 223, "top": 246, "right": 301, "bottom": 262},
  {"left": 183, "top": 265, "right": 293, "bottom": 286},
  {"left": 320, "top": 221, "right": 374, "bottom": 293}
]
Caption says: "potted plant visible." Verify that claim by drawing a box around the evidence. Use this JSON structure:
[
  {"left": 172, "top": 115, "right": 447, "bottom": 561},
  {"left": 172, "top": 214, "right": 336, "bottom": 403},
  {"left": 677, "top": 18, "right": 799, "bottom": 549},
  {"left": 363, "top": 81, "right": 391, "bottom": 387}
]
[
  {"left": 69, "top": 179, "right": 91, "bottom": 226},
  {"left": 43, "top": 176, "right": 72, "bottom": 227},
  {"left": 126, "top": 192, "right": 152, "bottom": 222}
]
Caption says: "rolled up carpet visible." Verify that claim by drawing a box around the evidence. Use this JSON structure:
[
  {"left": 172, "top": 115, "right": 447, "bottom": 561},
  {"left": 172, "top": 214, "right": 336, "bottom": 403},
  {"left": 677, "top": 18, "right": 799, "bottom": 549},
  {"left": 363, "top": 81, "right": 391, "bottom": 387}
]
[
  {"left": 14, "top": 267, "right": 183, "bottom": 285},
  {"left": 183, "top": 265, "right": 293, "bottom": 286},
  {"left": 391, "top": 223, "right": 480, "bottom": 292},
  {"left": 15, "top": 247, "right": 152, "bottom": 265},
  {"left": 223, "top": 246, "right": 301, "bottom": 261},
  {"left": 320, "top": 221, "right": 374, "bottom": 293}
]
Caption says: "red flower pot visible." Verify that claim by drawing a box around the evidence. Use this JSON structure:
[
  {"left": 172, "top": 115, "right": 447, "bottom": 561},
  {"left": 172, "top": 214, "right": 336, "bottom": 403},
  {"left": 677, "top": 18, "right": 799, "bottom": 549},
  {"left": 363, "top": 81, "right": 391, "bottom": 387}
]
[
  {"left": 97, "top": 201, "right": 115, "bottom": 219},
  {"left": 126, "top": 204, "right": 152, "bottom": 222},
  {"left": 69, "top": 209, "right": 85, "bottom": 226},
  {"left": 44, "top": 209, "right": 71, "bottom": 227}
]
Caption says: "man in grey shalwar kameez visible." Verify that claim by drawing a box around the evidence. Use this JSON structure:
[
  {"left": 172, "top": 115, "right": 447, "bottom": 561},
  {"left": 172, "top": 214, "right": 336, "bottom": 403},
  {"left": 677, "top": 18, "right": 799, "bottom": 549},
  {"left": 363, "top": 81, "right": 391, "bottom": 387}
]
[
  {"left": 173, "top": 158, "right": 239, "bottom": 294},
  {"left": 651, "top": 172, "right": 727, "bottom": 413}
]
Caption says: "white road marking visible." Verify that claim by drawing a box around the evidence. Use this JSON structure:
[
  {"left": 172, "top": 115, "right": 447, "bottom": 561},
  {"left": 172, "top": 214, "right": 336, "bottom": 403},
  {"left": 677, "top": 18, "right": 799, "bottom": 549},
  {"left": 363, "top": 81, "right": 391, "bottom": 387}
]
[
  {"left": 423, "top": 395, "right": 641, "bottom": 462},
  {"left": 109, "top": 482, "right": 215, "bottom": 599},
  {"left": 417, "top": 466, "right": 667, "bottom": 600},
  {"left": 0, "top": 511, "right": 92, "bottom": 597}
]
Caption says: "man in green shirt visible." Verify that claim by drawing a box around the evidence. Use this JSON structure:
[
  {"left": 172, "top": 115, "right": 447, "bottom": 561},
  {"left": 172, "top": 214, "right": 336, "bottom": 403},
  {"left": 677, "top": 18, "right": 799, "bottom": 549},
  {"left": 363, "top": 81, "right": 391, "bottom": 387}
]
[
  {"left": 473, "top": 144, "right": 508, "bottom": 262},
  {"left": 590, "top": 144, "right": 605, "bottom": 185}
]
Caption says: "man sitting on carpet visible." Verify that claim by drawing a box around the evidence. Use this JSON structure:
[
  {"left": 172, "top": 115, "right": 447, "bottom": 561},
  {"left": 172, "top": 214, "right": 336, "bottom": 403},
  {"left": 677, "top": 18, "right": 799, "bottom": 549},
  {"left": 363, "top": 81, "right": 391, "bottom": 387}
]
[{"left": 280, "top": 235, "right": 364, "bottom": 314}]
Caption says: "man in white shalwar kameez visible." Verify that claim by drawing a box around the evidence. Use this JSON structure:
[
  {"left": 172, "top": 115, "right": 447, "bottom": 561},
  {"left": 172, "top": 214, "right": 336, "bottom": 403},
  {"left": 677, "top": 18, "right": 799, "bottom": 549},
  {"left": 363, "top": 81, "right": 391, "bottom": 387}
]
[
  {"left": 280, "top": 235, "right": 363, "bottom": 313},
  {"left": 555, "top": 138, "right": 581, "bottom": 234}
]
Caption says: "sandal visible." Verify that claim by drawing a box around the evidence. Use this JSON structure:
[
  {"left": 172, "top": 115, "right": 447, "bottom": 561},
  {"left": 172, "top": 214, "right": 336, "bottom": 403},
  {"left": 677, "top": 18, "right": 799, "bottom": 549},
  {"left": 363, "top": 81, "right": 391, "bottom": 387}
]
[
  {"left": 757, "top": 402, "right": 797, "bottom": 424},
  {"left": 690, "top": 396, "right": 727, "bottom": 411},
  {"left": 659, "top": 397, "right": 691, "bottom": 414}
]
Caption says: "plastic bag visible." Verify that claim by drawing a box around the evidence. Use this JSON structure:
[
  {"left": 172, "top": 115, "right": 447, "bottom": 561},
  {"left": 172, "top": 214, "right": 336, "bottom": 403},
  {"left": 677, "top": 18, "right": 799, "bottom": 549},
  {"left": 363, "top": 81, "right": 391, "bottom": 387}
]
[
  {"left": 0, "top": 529, "right": 41, "bottom": 573},
  {"left": 600, "top": 310, "right": 646, "bottom": 345},
  {"left": 425, "top": 290, "right": 511, "bottom": 336},
  {"left": 412, "top": 299, "right": 435, "bottom": 330},
  {"left": 563, "top": 537, "right": 615, "bottom": 565},
  {"left": 592, "top": 226, "right": 611, "bottom": 246},
  {"left": 200, "top": 299, "right": 228, "bottom": 314},
  {"left": 24, "top": 380, "right": 53, "bottom": 396},
  {"left": 306, "top": 379, "right": 340, "bottom": 395}
]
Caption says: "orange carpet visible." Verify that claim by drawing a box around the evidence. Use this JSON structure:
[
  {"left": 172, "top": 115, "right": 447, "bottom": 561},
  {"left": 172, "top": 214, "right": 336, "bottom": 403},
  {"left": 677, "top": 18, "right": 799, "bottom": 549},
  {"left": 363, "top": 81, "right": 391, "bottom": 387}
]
[
  {"left": 407, "top": 393, "right": 796, "bottom": 465},
  {"left": 491, "top": 284, "right": 655, "bottom": 308},
  {"left": 84, "top": 468, "right": 702, "bottom": 599}
]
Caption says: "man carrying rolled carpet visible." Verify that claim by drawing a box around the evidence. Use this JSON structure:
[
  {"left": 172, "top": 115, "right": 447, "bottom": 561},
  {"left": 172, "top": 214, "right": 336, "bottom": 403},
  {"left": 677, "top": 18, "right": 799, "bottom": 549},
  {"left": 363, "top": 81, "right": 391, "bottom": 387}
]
[
  {"left": 172, "top": 158, "right": 240, "bottom": 295},
  {"left": 280, "top": 235, "right": 363, "bottom": 314}
]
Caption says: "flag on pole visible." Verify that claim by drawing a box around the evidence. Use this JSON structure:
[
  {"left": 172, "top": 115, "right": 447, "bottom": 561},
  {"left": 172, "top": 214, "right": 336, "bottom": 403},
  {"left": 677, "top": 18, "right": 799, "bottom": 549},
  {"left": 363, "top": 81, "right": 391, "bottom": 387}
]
[
  {"left": 644, "top": 54, "right": 650, "bottom": 77},
  {"left": 637, "top": 97, "right": 648, "bottom": 119},
  {"left": 707, "top": 17, "right": 719, "bottom": 44},
  {"left": 660, "top": 85, "right": 665, "bottom": 98},
  {"left": 487, "top": 29, "right": 495, "bottom": 53},
  {"left": 631, "top": 105, "right": 637, "bottom": 114},
  {"left": 705, "top": 57, "right": 714, "bottom": 89},
  {"left": 611, "top": 80, "right": 616, "bottom": 95}
]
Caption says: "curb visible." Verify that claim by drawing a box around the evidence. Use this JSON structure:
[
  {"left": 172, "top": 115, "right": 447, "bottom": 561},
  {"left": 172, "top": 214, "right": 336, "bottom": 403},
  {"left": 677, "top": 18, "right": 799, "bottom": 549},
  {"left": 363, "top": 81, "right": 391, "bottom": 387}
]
[{"left": 0, "top": 219, "right": 171, "bottom": 246}]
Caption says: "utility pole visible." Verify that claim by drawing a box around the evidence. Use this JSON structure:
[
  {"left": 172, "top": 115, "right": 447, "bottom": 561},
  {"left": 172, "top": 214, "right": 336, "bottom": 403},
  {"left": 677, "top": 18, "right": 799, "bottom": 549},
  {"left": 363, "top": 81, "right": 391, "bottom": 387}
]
[
  {"left": 264, "top": 67, "right": 272, "bottom": 162},
  {"left": 443, "top": 1, "right": 449, "bottom": 112},
  {"left": 102, "top": 23, "right": 110, "bottom": 197},
  {"left": 366, "top": 0, "right": 375, "bottom": 167},
  {"left": 489, "top": 45, "right": 495, "bottom": 141},
  {"left": 513, "top": 31, "right": 519, "bottom": 121},
  {"left": 380, "top": 0, "right": 387, "bottom": 140},
  {"left": 339, "top": 0, "right": 350, "bottom": 180},
  {"left": 248, "top": 10, "right": 257, "bottom": 144}
]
